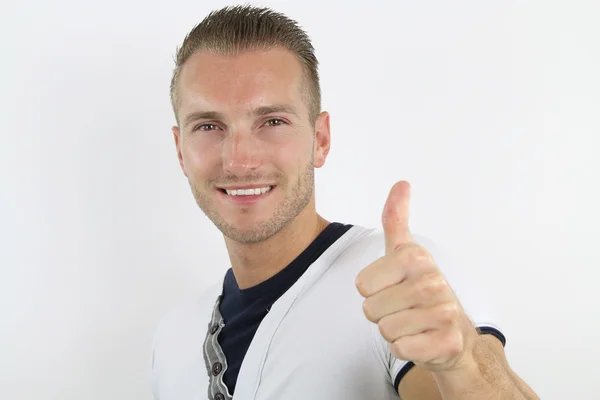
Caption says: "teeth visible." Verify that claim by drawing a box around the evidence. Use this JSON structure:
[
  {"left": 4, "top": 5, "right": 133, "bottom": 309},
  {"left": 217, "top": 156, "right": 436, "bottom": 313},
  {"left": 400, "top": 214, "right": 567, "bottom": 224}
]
[{"left": 225, "top": 186, "right": 272, "bottom": 196}]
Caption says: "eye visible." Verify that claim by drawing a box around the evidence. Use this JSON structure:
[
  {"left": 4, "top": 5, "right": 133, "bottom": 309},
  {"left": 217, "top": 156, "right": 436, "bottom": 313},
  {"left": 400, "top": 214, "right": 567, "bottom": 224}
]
[
  {"left": 194, "top": 123, "right": 219, "bottom": 132},
  {"left": 265, "top": 118, "right": 285, "bottom": 127}
]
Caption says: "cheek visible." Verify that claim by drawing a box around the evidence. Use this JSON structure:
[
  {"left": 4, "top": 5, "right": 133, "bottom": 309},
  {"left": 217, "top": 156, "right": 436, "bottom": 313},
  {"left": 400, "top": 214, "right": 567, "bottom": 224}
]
[
  {"left": 272, "top": 145, "right": 306, "bottom": 173},
  {"left": 275, "top": 134, "right": 314, "bottom": 162},
  {"left": 181, "top": 138, "right": 221, "bottom": 176}
]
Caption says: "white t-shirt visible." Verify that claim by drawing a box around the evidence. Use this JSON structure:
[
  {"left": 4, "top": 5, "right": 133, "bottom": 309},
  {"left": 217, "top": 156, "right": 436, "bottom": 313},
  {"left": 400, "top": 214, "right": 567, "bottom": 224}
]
[{"left": 150, "top": 225, "right": 503, "bottom": 400}]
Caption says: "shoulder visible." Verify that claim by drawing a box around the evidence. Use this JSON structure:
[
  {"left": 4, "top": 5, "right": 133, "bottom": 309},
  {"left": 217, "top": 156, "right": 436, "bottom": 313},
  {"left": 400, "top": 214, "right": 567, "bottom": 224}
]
[
  {"left": 339, "top": 225, "right": 446, "bottom": 268},
  {"left": 328, "top": 226, "right": 450, "bottom": 283}
]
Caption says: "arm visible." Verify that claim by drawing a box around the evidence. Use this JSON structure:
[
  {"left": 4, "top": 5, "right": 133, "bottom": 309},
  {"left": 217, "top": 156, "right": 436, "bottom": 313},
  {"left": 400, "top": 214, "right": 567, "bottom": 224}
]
[{"left": 398, "top": 334, "right": 538, "bottom": 400}]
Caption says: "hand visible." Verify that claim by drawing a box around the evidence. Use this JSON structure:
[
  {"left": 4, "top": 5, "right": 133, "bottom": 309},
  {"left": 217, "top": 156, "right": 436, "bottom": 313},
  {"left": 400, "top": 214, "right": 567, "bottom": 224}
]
[{"left": 355, "top": 181, "right": 477, "bottom": 372}]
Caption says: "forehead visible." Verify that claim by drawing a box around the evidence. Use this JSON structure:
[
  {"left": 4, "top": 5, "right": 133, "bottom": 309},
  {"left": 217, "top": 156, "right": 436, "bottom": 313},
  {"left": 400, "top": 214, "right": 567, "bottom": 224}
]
[{"left": 177, "top": 47, "right": 306, "bottom": 116}]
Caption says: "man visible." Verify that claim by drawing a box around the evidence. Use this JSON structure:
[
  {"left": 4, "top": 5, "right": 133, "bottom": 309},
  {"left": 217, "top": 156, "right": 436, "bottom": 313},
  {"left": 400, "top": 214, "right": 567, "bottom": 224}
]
[{"left": 150, "top": 5, "right": 538, "bottom": 400}]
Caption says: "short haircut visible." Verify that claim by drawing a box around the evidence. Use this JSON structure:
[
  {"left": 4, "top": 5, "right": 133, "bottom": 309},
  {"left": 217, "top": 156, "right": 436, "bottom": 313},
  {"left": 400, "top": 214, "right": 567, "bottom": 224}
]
[{"left": 170, "top": 5, "right": 321, "bottom": 125}]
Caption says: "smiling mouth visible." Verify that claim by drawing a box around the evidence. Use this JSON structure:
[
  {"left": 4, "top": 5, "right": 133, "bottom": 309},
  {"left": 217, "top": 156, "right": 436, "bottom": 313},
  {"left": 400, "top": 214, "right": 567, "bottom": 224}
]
[{"left": 218, "top": 186, "right": 274, "bottom": 196}]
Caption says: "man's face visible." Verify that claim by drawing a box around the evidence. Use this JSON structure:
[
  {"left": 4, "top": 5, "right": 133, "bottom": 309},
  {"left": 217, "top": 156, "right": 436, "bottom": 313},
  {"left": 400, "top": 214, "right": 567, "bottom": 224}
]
[{"left": 173, "top": 47, "right": 330, "bottom": 243}]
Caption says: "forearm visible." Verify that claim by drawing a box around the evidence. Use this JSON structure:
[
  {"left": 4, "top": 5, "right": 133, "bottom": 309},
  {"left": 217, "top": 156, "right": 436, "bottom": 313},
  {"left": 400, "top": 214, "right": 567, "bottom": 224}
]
[{"left": 432, "top": 338, "right": 539, "bottom": 400}]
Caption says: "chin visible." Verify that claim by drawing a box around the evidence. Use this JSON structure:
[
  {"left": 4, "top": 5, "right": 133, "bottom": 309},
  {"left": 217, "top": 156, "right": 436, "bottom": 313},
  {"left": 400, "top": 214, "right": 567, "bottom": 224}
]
[
  {"left": 222, "top": 226, "right": 276, "bottom": 244},
  {"left": 217, "top": 215, "right": 286, "bottom": 244}
]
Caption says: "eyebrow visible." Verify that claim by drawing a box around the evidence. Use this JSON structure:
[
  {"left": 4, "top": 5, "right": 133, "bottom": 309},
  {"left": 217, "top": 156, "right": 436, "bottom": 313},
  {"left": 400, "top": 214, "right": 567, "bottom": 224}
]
[{"left": 182, "top": 104, "right": 299, "bottom": 128}]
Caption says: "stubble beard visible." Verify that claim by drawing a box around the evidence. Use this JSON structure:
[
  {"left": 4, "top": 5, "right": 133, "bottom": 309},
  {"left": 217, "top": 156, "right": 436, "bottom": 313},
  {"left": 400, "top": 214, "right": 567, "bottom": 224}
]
[{"left": 189, "top": 157, "right": 315, "bottom": 244}]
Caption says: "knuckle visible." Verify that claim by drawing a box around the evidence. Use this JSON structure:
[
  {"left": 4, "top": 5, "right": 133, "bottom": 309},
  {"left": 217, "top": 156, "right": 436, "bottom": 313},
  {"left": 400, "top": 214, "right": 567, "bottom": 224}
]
[
  {"left": 390, "top": 341, "right": 407, "bottom": 360},
  {"left": 355, "top": 272, "right": 374, "bottom": 297},
  {"left": 377, "top": 317, "right": 395, "bottom": 342},
  {"left": 438, "top": 303, "right": 459, "bottom": 325},
  {"left": 362, "top": 299, "right": 377, "bottom": 322},
  {"left": 415, "top": 272, "right": 446, "bottom": 298},
  {"left": 355, "top": 275, "right": 367, "bottom": 296},
  {"left": 405, "top": 245, "right": 430, "bottom": 264}
]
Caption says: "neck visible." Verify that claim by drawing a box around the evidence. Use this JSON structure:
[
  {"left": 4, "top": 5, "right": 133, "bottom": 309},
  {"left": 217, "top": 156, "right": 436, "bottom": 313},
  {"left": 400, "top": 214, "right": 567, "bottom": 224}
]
[{"left": 224, "top": 205, "right": 329, "bottom": 290}]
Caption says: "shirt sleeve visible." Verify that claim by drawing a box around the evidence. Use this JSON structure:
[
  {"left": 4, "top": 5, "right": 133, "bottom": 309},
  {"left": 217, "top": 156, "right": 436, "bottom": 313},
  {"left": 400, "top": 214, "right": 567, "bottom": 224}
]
[{"left": 371, "top": 233, "right": 506, "bottom": 391}]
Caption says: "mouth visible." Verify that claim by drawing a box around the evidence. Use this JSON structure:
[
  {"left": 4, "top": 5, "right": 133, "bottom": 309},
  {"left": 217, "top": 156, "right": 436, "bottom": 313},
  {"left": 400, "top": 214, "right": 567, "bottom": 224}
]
[
  {"left": 218, "top": 185, "right": 274, "bottom": 196},
  {"left": 216, "top": 185, "right": 276, "bottom": 205}
]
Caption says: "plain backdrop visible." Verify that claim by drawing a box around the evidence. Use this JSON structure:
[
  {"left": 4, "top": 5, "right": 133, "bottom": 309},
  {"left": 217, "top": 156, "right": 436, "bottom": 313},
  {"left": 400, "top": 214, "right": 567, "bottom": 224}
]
[{"left": 1, "top": 0, "right": 599, "bottom": 399}]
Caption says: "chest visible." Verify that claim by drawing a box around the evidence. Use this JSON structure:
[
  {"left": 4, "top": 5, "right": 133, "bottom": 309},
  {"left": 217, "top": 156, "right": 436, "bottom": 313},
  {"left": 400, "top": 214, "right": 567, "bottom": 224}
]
[
  {"left": 241, "top": 295, "right": 394, "bottom": 400},
  {"left": 158, "top": 289, "right": 395, "bottom": 400}
]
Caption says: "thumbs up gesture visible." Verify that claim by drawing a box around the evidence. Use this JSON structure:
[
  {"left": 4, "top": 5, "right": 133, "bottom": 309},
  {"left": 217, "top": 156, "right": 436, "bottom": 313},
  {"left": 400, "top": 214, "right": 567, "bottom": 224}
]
[{"left": 356, "top": 181, "right": 477, "bottom": 372}]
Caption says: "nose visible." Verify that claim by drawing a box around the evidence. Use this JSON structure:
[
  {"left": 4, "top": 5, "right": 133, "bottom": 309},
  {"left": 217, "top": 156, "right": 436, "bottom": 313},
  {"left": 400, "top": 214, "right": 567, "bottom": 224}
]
[{"left": 222, "top": 130, "right": 262, "bottom": 175}]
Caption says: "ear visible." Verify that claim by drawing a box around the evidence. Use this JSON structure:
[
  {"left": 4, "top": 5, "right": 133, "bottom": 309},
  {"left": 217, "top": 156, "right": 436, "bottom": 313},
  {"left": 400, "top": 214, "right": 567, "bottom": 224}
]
[
  {"left": 172, "top": 125, "right": 188, "bottom": 177},
  {"left": 313, "top": 111, "right": 331, "bottom": 168}
]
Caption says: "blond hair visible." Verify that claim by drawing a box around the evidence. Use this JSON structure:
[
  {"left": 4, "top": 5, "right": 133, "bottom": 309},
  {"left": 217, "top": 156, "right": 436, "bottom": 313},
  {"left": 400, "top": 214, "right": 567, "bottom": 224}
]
[{"left": 170, "top": 5, "right": 321, "bottom": 125}]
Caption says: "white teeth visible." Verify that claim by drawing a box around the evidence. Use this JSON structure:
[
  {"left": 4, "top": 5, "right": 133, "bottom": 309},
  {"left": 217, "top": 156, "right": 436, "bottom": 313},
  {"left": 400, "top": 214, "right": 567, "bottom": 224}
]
[{"left": 225, "top": 186, "right": 272, "bottom": 196}]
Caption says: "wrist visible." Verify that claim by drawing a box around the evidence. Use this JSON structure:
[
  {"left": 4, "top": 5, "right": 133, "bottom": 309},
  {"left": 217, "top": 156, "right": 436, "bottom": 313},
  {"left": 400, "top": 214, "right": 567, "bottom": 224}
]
[
  {"left": 431, "top": 352, "right": 481, "bottom": 387},
  {"left": 430, "top": 335, "right": 504, "bottom": 399}
]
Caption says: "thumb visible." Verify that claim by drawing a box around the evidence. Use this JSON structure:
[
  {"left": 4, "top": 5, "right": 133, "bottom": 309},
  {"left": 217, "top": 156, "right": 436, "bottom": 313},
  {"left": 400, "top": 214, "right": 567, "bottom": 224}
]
[{"left": 382, "top": 180, "right": 414, "bottom": 254}]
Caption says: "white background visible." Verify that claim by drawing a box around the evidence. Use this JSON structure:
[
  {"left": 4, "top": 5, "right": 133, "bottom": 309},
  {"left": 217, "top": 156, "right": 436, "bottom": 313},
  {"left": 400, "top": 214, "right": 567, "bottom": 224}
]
[{"left": 1, "top": 0, "right": 599, "bottom": 399}]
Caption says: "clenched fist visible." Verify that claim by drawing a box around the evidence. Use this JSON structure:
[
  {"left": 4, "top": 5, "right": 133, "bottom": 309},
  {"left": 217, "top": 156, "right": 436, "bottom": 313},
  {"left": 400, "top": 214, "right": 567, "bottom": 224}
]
[{"left": 355, "top": 181, "right": 478, "bottom": 372}]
